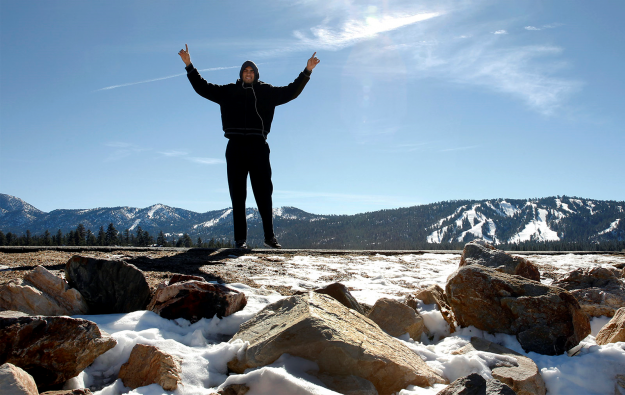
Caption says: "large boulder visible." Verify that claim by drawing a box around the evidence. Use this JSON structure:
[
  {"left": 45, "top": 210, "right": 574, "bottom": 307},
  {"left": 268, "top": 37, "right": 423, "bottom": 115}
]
[
  {"left": 65, "top": 256, "right": 151, "bottom": 314},
  {"left": 552, "top": 266, "right": 625, "bottom": 318},
  {"left": 147, "top": 280, "right": 247, "bottom": 323},
  {"left": 453, "top": 337, "right": 546, "bottom": 395},
  {"left": 406, "top": 284, "right": 456, "bottom": 333},
  {"left": 446, "top": 265, "right": 590, "bottom": 355},
  {"left": 227, "top": 292, "right": 448, "bottom": 395},
  {"left": 460, "top": 241, "right": 540, "bottom": 281},
  {"left": 436, "top": 373, "right": 516, "bottom": 395},
  {"left": 0, "top": 315, "right": 117, "bottom": 389},
  {"left": 367, "top": 298, "right": 425, "bottom": 340},
  {"left": 0, "top": 266, "right": 89, "bottom": 316},
  {"left": 0, "top": 363, "right": 38, "bottom": 395},
  {"left": 595, "top": 307, "right": 625, "bottom": 345},
  {"left": 118, "top": 344, "right": 182, "bottom": 391},
  {"left": 314, "top": 373, "right": 378, "bottom": 395}
]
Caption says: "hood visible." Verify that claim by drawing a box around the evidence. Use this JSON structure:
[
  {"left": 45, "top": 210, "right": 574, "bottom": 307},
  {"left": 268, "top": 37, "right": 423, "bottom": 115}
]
[{"left": 239, "top": 60, "right": 259, "bottom": 83}]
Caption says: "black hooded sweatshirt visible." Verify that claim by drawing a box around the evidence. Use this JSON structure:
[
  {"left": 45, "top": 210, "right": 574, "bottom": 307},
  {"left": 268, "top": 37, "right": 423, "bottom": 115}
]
[{"left": 185, "top": 61, "right": 311, "bottom": 139}]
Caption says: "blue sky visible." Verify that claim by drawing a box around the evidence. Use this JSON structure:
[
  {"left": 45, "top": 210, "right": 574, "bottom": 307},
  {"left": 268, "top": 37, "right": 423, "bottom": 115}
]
[{"left": 1, "top": 0, "right": 623, "bottom": 215}]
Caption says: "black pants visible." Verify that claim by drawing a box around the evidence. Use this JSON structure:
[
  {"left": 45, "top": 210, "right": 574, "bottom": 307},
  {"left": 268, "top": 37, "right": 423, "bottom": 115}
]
[{"left": 225, "top": 138, "right": 275, "bottom": 242}]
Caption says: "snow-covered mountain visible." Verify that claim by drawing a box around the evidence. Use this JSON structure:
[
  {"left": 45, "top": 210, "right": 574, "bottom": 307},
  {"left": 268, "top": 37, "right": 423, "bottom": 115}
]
[{"left": 0, "top": 193, "right": 623, "bottom": 248}]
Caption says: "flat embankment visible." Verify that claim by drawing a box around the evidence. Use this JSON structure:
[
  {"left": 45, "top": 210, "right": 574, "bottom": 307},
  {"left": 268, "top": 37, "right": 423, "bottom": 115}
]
[{"left": 1, "top": 247, "right": 623, "bottom": 299}]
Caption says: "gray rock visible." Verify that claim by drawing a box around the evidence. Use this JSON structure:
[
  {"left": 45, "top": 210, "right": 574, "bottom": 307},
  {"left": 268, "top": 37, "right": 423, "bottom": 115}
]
[
  {"left": 460, "top": 241, "right": 540, "bottom": 281},
  {"left": 436, "top": 373, "right": 516, "bottom": 395},
  {"left": 65, "top": 255, "right": 151, "bottom": 314},
  {"left": 227, "top": 292, "right": 447, "bottom": 395},
  {"left": 552, "top": 267, "right": 625, "bottom": 318},
  {"left": 446, "top": 265, "right": 590, "bottom": 355}
]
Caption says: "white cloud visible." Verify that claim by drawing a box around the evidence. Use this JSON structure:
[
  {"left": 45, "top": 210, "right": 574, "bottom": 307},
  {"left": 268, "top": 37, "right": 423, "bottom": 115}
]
[
  {"left": 158, "top": 151, "right": 188, "bottom": 157},
  {"left": 493, "top": 30, "right": 508, "bottom": 35},
  {"left": 525, "top": 26, "right": 541, "bottom": 31},
  {"left": 292, "top": 11, "right": 443, "bottom": 51},
  {"left": 188, "top": 157, "right": 225, "bottom": 165},
  {"left": 104, "top": 142, "right": 151, "bottom": 162}
]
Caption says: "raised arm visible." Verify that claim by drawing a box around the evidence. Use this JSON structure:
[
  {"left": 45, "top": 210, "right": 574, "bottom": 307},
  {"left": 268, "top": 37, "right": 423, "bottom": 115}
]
[
  {"left": 179, "top": 44, "right": 226, "bottom": 104},
  {"left": 178, "top": 44, "right": 191, "bottom": 66},
  {"left": 306, "top": 52, "right": 320, "bottom": 72}
]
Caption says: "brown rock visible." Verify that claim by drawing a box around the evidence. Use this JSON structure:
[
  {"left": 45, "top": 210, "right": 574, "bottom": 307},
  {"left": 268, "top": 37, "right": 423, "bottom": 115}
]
[
  {"left": 147, "top": 280, "right": 247, "bottom": 323},
  {"left": 0, "top": 315, "right": 117, "bottom": 389},
  {"left": 227, "top": 292, "right": 448, "bottom": 395},
  {"left": 313, "top": 282, "right": 365, "bottom": 314},
  {"left": 314, "top": 373, "right": 378, "bottom": 395},
  {"left": 367, "top": 298, "right": 425, "bottom": 340},
  {"left": 169, "top": 274, "right": 206, "bottom": 285},
  {"left": 616, "top": 374, "right": 625, "bottom": 395},
  {"left": 118, "top": 344, "right": 182, "bottom": 391},
  {"left": 40, "top": 390, "right": 93, "bottom": 395},
  {"left": 218, "top": 384, "right": 250, "bottom": 395},
  {"left": 455, "top": 337, "right": 546, "bottom": 395},
  {"left": 436, "top": 373, "right": 516, "bottom": 395},
  {"left": 596, "top": 307, "right": 625, "bottom": 345},
  {"left": 65, "top": 256, "right": 151, "bottom": 314},
  {"left": 0, "top": 266, "right": 89, "bottom": 316},
  {"left": 446, "top": 265, "right": 590, "bottom": 355},
  {"left": 552, "top": 267, "right": 625, "bottom": 318},
  {"left": 0, "top": 362, "right": 38, "bottom": 395},
  {"left": 407, "top": 284, "right": 456, "bottom": 334},
  {"left": 460, "top": 241, "right": 540, "bottom": 281}
]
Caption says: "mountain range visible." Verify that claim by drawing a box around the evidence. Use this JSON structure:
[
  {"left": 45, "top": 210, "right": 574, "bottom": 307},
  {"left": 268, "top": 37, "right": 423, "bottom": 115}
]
[{"left": 1, "top": 193, "right": 623, "bottom": 249}]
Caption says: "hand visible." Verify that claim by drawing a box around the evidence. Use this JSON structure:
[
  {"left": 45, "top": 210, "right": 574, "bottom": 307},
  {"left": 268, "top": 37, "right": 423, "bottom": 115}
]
[
  {"left": 306, "top": 52, "right": 320, "bottom": 71},
  {"left": 178, "top": 44, "right": 191, "bottom": 66}
]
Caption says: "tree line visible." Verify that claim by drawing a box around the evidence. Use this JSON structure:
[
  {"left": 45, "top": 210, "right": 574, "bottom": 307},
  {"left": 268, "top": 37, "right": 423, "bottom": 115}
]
[{"left": 0, "top": 223, "right": 233, "bottom": 248}]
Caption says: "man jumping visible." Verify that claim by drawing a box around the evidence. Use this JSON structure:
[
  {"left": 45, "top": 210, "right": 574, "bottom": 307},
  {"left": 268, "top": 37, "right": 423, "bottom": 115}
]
[{"left": 178, "top": 44, "right": 320, "bottom": 249}]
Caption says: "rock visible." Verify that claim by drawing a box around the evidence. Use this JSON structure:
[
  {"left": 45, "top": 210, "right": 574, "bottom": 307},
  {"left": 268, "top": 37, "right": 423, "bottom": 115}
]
[
  {"left": 616, "top": 374, "right": 625, "bottom": 395},
  {"left": 436, "top": 373, "right": 516, "bottom": 395},
  {"left": 40, "top": 390, "right": 93, "bottom": 395},
  {"left": 147, "top": 280, "right": 247, "bottom": 323},
  {"left": 169, "top": 273, "right": 206, "bottom": 285},
  {"left": 227, "top": 292, "right": 448, "bottom": 395},
  {"left": 65, "top": 255, "right": 151, "bottom": 314},
  {"left": 118, "top": 344, "right": 182, "bottom": 391},
  {"left": 0, "top": 362, "right": 38, "bottom": 395},
  {"left": 0, "top": 266, "right": 89, "bottom": 316},
  {"left": 0, "top": 315, "right": 117, "bottom": 389},
  {"left": 367, "top": 298, "right": 425, "bottom": 340},
  {"left": 314, "top": 373, "right": 378, "bottom": 395},
  {"left": 313, "top": 282, "right": 365, "bottom": 315},
  {"left": 454, "top": 337, "right": 546, "bottom": 395},
  {"left": 460, "top": 241, "right": 540, "bottom": 281},
  {"left": 552, "top": 267, "right": 625, "bottom": 318},
  {"left": 596, "top": 307, "right": 625, "bottom": 345},
  {"left": 218, "top": 384, "right": 250, "bottom": 395},
  {"left": 0, "top": 311, "right": 30, "bottom": 318},
  {"left": 407, "top": 284, "right": 456, "bottom": 334},
  {"left": 446, "top": 265, "right": 590, "bottom": 355}
]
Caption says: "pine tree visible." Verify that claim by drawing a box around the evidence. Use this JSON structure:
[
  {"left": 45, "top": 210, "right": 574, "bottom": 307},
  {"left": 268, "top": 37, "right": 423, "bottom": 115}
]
[
  {"left": 106, "top": 223, "right": 118, "bottom": 246},
  {"left": 26, "top": 230, "right": 32, "bottom": 246},
  {"left": 0, "top": 231, "right": 6, "bottom": 246},
  {"left": 97, "top": 226, "right": 106, "bottom": 246},
  {"left": 43, "top": 230, "right": 51, "bottom": 246},
  {"left": 86, "top": 229, "right": 97, "bottom": 246},
  {"left": 156, "top": 231, "right": 166, "bottom": 247},
  {"left": 76, "top": 224, "right": 86, "bottom": 246}
]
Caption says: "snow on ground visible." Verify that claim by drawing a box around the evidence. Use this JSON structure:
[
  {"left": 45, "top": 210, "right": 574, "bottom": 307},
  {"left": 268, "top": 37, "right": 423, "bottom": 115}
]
[{"left": 66, "top": 253, "right": 625, "bottom": 395}]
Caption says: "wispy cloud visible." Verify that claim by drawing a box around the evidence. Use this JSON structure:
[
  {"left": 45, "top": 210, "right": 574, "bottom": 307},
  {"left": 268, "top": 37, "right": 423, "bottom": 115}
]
[
  {"left": 104, "top": 142, "right": 151, "bottom": 162},
  {"left": 96, "top": 66, "right": 239, "bottom": 91},
  {"left": 524, "top": 23, "right": 563, "bottom": 31},
  {"left": 158, "top": 151, "right": 224, "bottom": 165},
  {"left": 293, "top": 12, "right": 443, "bottom": 50},
  {"left": 493, "top": 30, "right": 508, "bottom": 35}
]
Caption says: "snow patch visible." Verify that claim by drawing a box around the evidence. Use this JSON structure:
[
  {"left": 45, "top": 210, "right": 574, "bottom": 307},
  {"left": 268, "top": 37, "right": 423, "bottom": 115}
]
[
  {"left": 508, "top": 208, "right": 559, "bottom": 243},
  {"left": 598, "top": 219, "right": 621, "bottom": 235},
  {"left": 194, "top": 209, "right": 232, "bottom": 229},
  {"left": 128, "top": 219, "right": 141, "bottom": 231},
  {"left": 147, "top": 204, "right": 164, "bottom": 219}
]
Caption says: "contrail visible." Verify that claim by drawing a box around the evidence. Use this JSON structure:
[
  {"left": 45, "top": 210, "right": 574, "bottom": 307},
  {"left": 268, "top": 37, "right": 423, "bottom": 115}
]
[{"left": 96, "top": 66, "right": 240, "bottom": 91}]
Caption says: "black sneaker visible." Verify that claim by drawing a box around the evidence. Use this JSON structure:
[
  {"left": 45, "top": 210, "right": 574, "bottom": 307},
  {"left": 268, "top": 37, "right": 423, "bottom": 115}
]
[
  {"left": 263, "top": 237, "right": 282, "bottom": 249},
  {"left": 235, "top": 240, "right": 248, "bottom": 249}
]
